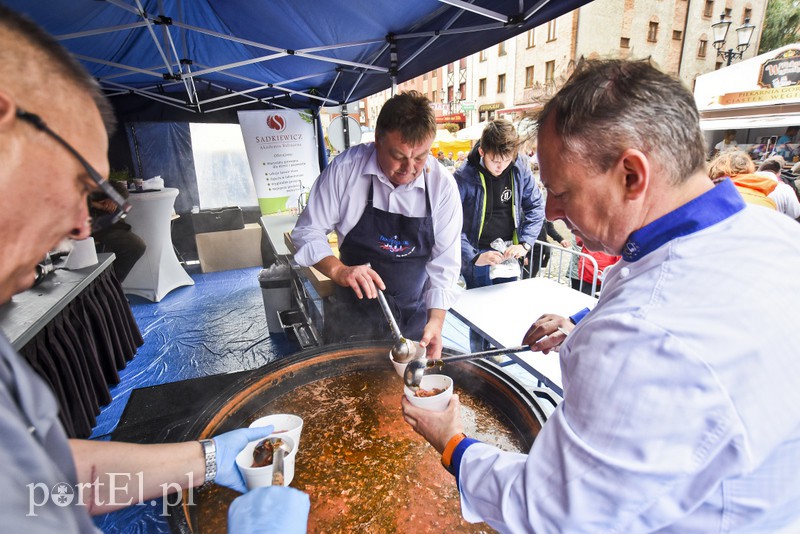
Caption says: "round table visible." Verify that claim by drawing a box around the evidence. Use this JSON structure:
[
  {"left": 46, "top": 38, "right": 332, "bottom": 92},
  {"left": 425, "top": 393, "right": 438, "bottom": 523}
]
[{"left": 121, "top": 188, "right": 194, "bottom": 301}]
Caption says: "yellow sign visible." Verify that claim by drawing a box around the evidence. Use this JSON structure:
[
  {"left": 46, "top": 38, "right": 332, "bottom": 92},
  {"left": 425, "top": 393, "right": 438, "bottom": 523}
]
[{"left": 719, "top": 85, "right": 800, "bottom": 106}]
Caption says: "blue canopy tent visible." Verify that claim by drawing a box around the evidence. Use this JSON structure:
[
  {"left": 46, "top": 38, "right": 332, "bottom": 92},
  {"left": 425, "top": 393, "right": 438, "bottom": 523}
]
[
  {"left": 9, "top": 0, "right": 590, "bottom": 114},
  {"left": 6, "top": 0, "right": 591, "bottom": 257}
]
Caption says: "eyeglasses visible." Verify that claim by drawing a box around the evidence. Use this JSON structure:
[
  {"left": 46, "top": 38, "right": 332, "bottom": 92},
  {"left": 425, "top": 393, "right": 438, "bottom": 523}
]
[{"left": 15, "top": 107, "right": 131, "bottom": 233}]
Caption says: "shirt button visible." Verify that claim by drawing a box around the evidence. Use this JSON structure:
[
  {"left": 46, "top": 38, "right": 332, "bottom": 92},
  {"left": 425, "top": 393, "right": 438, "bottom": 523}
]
[{"left": 619, "top": 267, "right": 630, "bottom": 278}]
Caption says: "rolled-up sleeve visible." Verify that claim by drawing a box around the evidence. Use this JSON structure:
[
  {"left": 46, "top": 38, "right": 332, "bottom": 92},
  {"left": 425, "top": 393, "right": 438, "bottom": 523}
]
[{"left": 425, "top": 168, "right": 463, "bottom": 310}]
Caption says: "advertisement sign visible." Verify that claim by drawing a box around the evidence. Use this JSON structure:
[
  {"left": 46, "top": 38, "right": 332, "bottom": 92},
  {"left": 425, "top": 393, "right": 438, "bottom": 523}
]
[
  {"left": 758, "top": 48, "right": 800, "bottom": 89},
  {"left": 238, "top": 110, "right": 320, "bottom": 215}
]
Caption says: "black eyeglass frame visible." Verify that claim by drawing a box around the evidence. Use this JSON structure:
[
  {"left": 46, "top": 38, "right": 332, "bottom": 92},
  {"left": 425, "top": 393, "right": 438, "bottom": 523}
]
[{"left": 15, "top": 107, "right": 131, "bottom": 232}]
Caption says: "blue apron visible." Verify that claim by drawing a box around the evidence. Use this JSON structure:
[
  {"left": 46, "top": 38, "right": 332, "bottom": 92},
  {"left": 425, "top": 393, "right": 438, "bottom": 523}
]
[{"left": 323, "top": 174, "right": 435, "bottom": 343}]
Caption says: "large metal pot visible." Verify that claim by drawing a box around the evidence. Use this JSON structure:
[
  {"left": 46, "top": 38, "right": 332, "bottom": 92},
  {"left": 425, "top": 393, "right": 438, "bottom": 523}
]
[{"left": 168, "top": 341, "right": 546, "bottom": 533}]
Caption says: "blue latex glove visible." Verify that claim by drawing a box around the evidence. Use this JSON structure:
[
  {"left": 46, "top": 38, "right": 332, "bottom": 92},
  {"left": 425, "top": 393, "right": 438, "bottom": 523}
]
[
  {"left": 212, "top": 425, "right": 274, "bottom": 493},
  {"left": 228, "top": 486, "right": 310, "bottom": 534}
]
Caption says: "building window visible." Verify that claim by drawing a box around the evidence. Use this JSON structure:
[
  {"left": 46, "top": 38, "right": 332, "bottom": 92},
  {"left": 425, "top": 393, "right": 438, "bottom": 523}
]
[
  {"left": 743, "top": 8, "right": 752, "bottom": 23},
  {"left": 715, "top": 61, "right": 722, "bottom": 70},
  {"left": 497, "top": 74, "right": 506, "bottom": 93},
  {"left": 423, "top": 72, "right": 428, "bottom": 80},
  {"left": 459, "top": 82, "right": 466, "bottom": 100},
  {"left": 703, "top": 0, "right": 714, "bottom": 17},
  {"left": 547, "top": 20, "right": 557, "bottom": 41},
  {"left": 545, "top": 61, "right": 555, "bottom": 85},
  {"left": 498, "top": 42, "right": 506, "bottom": 56},
  {"left": 673, "top": 30, "right": 682, "bottom": 40},
  {"left": 698, "top": 39, "right": 708, "bottom": 57},
  {"left": 620, "top": 37, "right": 631, "bottom": 48},
  {"left": 479, "top": 78, "right": 487, "bottom": 96},
  {"left": 432, "top": 69, "right": 437, "bottom": 78},
  {"left": 525, "top": 66, "right": 535, "bottom": 87},
  {"left": 479, "top": 50, "right": 487, "bottom": 62},
  {"left": 526, "top": 29, "right": 535, "bottom": 48},
  {"left": 648, "top": 21, "right": 659, "bottom": 42},
  {"left": 724, "top": 7, "right": 732, "bottom": 17}
]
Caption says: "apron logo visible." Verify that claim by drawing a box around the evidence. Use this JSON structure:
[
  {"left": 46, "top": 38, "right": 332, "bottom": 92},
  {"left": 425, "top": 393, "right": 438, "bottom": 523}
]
[{"left": 378, "top": 234, "right": 415, "bottom": 256}]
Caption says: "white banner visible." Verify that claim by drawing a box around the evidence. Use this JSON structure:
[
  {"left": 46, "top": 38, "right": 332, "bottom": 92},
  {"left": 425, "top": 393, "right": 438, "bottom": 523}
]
[{"left": 238, "top": 110, "right": 320, "bottom": 214}]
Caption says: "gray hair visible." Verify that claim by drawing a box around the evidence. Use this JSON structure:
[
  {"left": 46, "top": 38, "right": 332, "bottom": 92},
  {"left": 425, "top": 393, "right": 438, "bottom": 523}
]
[
  {"left": 0, "top": 5, "right": 115, "bottom": 134},
  {"left": 538, "top": 59, "right": 706, "bottom": 185}
]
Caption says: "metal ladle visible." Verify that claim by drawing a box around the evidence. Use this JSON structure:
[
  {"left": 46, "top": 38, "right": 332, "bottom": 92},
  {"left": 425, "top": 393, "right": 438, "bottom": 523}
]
[
  {"left": 404, "top": 345, "right": 531, "bottom": 388},
  {"left": 377, "top": 289, "right": 418, "bottom": 363}
]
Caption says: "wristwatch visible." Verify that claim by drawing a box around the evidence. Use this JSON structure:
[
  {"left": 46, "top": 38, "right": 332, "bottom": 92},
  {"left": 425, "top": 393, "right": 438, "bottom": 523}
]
[
  {"left": 199, "top": 439, "right": 217, "bottom": 490},
  {"left": 521, "top": 242, "right": 531, "bottom": 252}
]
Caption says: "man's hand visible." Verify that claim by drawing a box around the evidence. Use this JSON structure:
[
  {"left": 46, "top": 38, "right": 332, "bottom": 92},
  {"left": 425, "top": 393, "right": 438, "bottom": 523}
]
[
  {"left": 522, "top": 313, "right": 574, "bottom": 354},
  {"left": 474, "top": 250, "right": 504, "bottom": 266},
  {"left": 401, "top": 394, "right": 465, "bottom": 454},
  {"left": 91, "top": 198, "right": 118, "bottom": 213},
  {"left": 502, "top": 244, "right": 528, "bottom": 260},
  {"left": 318, "top": 258, "right": 385, "bottom": 299},
  {"left": 418, "top": 309, "right": 445, "bottom": 359}
]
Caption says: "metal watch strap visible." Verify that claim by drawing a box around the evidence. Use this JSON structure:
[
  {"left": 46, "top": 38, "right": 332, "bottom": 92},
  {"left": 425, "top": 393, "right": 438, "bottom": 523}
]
[{"left": 199, "top": 439, "right": 217, "bottom": 489}]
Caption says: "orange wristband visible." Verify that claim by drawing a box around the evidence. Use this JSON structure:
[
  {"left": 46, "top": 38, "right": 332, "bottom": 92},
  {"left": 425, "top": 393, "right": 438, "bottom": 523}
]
[{"left": 441, "top": 432, "right": 467, "bottom": 469}]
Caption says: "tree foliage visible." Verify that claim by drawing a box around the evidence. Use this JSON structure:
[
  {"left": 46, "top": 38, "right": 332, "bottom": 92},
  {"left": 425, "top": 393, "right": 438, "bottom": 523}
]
[{"left": 759, "top": 0, "right": 800, "bottom": 52}]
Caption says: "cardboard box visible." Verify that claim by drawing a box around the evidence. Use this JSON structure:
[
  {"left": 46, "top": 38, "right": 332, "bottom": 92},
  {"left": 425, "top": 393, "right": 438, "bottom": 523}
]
[{"left": 196, "top": 223, "right": 262, "bottom": 273}]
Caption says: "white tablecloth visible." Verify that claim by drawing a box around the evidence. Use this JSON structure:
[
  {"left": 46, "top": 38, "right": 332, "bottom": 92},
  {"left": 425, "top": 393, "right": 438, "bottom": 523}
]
[
  {"left": 450, "top": 277, "right": 596, "bottom": 395},
  {"left": 122, "top": 188, "right": 194, "bottom": 301}
]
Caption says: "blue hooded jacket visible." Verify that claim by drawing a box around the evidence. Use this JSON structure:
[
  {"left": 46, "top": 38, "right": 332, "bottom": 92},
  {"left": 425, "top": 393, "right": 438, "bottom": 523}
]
[{"left": 454, "top": 142, "right": 545, "bottom": 280}]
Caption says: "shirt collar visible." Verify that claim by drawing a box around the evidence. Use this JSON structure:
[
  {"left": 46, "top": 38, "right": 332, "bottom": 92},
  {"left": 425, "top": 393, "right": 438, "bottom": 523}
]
[
  {"left": 622, "top": 179, "right": 745, "bottom": 262},
  {"left": 363, "top": 143, "right": 427, "bottom": 191}
]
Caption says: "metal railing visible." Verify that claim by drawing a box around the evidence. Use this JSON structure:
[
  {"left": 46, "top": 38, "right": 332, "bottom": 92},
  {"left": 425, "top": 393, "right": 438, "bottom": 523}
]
[{"left": 522, "top": 240, "right": 600, "bottom": 297}]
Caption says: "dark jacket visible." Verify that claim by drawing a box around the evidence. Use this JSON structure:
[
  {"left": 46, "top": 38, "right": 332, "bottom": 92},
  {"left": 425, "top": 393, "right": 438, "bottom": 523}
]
[{"left": 454, "top": 143, "right": 545, "bottom": 279}]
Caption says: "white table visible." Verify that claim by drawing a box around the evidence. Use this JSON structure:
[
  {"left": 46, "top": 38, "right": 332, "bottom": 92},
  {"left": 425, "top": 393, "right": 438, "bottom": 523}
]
[
  {"left": 260, "top": 213, "right": 299, "bottom": 257},
  {"left": 122, "top": 188, "right": 194, "bottom": 302},
  {"left": 450, "top": 277, "right": 596, "bottom": 395}
]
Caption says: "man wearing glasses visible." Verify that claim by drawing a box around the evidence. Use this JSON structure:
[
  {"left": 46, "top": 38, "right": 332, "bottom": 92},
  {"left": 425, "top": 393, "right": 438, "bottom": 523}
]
[{"left": 0, "top": 7, "right": 307, "bottom": 532}]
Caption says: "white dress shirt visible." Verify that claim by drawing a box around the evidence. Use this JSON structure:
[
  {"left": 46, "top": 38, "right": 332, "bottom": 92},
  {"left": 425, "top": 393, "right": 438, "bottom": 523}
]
[
  {"left": 456, "top": 183, "right": 800, "bottom": 532},
  {"left": 291, "top": 142, "right": 462, "bottom": 310}
]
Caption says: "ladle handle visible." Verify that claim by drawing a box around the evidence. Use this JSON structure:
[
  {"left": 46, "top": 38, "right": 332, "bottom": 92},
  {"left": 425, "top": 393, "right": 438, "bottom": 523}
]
[
  {"left": 377, "top": 289, "right": 404, "bottom": 342},
  {"left": 436, "top": 345, "right": 531, "bottom": 365}
]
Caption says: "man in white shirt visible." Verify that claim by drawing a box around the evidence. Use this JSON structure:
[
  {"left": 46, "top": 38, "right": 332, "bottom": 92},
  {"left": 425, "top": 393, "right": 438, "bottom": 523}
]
[
  {"left": 712, "top": 129, "right": 738, "bottom": 156},
  {"left": 0, "top": 6, "right": 308, "bottom": 532},
  {"left": 291, "top": 91, "right": 462, "bottom": 357},
  {"left": 403, "top": 59, "right": 800, "bottom": 532}
]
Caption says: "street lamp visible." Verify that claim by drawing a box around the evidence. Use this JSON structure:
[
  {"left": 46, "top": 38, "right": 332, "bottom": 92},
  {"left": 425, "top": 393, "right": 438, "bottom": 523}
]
[
  {"left": 712, "top": 13, "right": 756, "bottom": 66},
  {"left": 440, "top": 87, "right": 463, "bottom": 115}
]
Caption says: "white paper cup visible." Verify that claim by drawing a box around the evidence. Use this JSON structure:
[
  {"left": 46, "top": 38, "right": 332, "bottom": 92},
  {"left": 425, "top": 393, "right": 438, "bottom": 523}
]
[
  {"left": 64, "top": 237, "right": 98, "bottom": 270},
  {"left": 403, "top": 374, "right": 453, "bottom": 412},
  {"left": 389, "top": 341, "right": 425, "bottom": 378},
  {"left": 249, "top": 414, "right": 304, "bottom": 450},
  {"left": 236, "top": 435, "right": 296, "bottom": 490}
]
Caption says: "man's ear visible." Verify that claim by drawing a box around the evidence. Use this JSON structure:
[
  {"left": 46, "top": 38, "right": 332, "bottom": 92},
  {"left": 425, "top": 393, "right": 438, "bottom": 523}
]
[
  {"left": 0, "top": 90, "right": 17, "bottom": 130},
  {"left": 618, "top": 148, "right": 649, "bottom": 200}
]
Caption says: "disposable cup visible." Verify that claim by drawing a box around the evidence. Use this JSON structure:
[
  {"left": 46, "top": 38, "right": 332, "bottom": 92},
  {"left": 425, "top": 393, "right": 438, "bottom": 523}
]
[
  {"left": 249, "top": 414, "right": 303, "bottom": 450},
  {"left": 236, "top": 434, "right": 296, "bottom": 490},
  {"left": 403, "top": 374, "right": 453, "bottom": 412},
  {"left": 389, "top": 341, "right": 425, "bottom": 378}
]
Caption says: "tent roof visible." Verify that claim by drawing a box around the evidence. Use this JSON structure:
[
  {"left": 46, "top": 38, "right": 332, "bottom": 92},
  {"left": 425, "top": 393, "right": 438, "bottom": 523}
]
[{"left": 7, "top": 0, "right": 590, "bottom": 116}]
